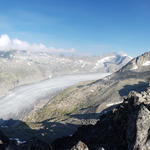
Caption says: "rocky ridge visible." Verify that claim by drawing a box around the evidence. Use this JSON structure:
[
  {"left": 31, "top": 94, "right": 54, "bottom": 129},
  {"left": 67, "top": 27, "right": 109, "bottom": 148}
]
[
  {"left": 120, "top": 52, "right": 150, "bottom": 72},
  {"left": 51, "top": 85, "right": 150, "bottom": 150}
]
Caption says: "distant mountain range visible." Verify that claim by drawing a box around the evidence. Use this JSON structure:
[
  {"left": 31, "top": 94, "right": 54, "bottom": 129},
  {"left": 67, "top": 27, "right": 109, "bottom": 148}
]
[
  {"left": 0, "top": 50, "right": 131, "bottom": 74},
  {"left": 0, "top": 50, "right": 131, "bottom": 96}
]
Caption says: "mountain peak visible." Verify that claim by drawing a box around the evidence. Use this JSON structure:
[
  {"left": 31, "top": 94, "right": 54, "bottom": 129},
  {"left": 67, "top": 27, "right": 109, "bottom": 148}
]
[{"left": 119, "top": 51, "right": 150, "bottom": 72}]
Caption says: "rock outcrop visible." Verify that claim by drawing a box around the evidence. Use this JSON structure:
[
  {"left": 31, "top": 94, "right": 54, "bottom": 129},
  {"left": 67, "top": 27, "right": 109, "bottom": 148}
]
[
  {"left": 71, "top": 141, "right": 89, "bottom": 150},
  {"left": 0, "top": 130, "right": 52, "bottom": 150},
  {"left": 52, "top": 86, "right": 150, "bottom": 150},
  {"left": 120, "top": 51, "right": 150, "bottom": 72}
]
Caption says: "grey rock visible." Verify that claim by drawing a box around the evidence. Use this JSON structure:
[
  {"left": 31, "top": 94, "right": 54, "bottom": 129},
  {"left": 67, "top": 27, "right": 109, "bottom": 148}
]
[
  {"left": 52, "top": 88, "right": 150, "bottom": 150},
  {"left": 146, "top": 87, "right": 150, "bottom": 94},
  {"left": 120, "top": 52, "right": 150, "bottom": 72},
  {"left": 127, "top": 104, "right": 150, "bottom": 150},
  {"left": 134, "top": 105, "right": 150, "bottom": 150},
  {"left": 71, "top": 141, "right": 89, "bottom": 150}
]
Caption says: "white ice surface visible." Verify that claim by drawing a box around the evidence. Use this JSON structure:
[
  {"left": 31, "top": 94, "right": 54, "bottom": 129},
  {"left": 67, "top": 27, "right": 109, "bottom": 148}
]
[
  {"left": 142, "top": 61, "right": 150, "bottom": 66},
  {"left": 0, "top": 73, "right": 109, "bottom": 120}
]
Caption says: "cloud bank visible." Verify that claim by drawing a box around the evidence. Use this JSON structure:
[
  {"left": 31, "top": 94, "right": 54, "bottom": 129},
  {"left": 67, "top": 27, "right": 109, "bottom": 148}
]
[{"left": 0, "top": 34, "right": 75, "bottom": 53}]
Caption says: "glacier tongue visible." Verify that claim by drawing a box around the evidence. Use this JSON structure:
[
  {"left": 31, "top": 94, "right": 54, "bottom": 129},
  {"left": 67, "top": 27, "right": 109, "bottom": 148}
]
[{"left": 0, "top": 73, "right": 109, "bottom": 120}]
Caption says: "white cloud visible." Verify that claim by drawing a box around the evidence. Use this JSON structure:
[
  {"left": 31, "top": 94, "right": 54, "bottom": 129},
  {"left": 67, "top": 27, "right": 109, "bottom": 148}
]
[{"left": 0, "top": 34, "right": 75, "bottom": 53}]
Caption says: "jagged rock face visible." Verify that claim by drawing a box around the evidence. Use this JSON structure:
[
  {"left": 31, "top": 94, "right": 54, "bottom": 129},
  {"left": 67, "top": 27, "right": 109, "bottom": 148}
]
[
  {"left": 120, "top": 52, "right": 150, "bottom": 72},
  {"left": 128, "top": 104, "right": 150, "bottom": 150},
  {"left": 52, "top": 88, "right": 150, "bottom": 150}
]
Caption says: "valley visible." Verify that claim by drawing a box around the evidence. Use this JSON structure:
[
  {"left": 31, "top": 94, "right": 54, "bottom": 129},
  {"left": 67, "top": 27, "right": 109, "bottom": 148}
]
[{"left": 0, "top": 73, "right": 109, "bottom": 120}]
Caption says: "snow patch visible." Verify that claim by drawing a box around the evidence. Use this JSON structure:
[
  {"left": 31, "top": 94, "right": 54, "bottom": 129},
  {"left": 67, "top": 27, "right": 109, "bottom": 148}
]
[
  {"left": 48, "top": 75, "right": 52, "bottom": 79},
  {"left": 90, "top": 89, "right": 95, "bottom": 93},
  {"left": 9, "top": 138, "right": 26, "bottom": 144},
  {"left": 106, "top": 101, "right": 122, "bottom": 107},
  {"left": 27, "top": 62, "right": 31, "bottom": 66},
  {"left": 130, "top": 65, "right": 138, "bottom": 70},
  {"left": 0, "top": 125, "right": 8, "bottom": 128},
  {"left": 81, "top": 64, "right": 86, "bottom": 68},
  {"left": 128, "top": 56, "right": 133, "bottom": 59},
  {"left": 93, "top": 56, "right": 116, "bottom": 70},
  {"left": 142, "top": 61, "right": 150, "bottom": 66}
]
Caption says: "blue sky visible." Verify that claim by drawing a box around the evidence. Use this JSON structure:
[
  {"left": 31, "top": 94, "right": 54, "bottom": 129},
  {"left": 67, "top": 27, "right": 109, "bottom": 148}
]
[{"left": 0, "top": 0, "right": 150, "bottom": 56}]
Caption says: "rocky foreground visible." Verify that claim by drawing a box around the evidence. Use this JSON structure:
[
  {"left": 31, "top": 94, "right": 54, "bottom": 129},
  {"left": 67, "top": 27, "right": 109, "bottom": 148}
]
[
  {"left": 1, "top": 86, "right": 150, "bottom": 149},
  {"left": 51, "top": 87, "right": 150, "bottom": 150}
]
